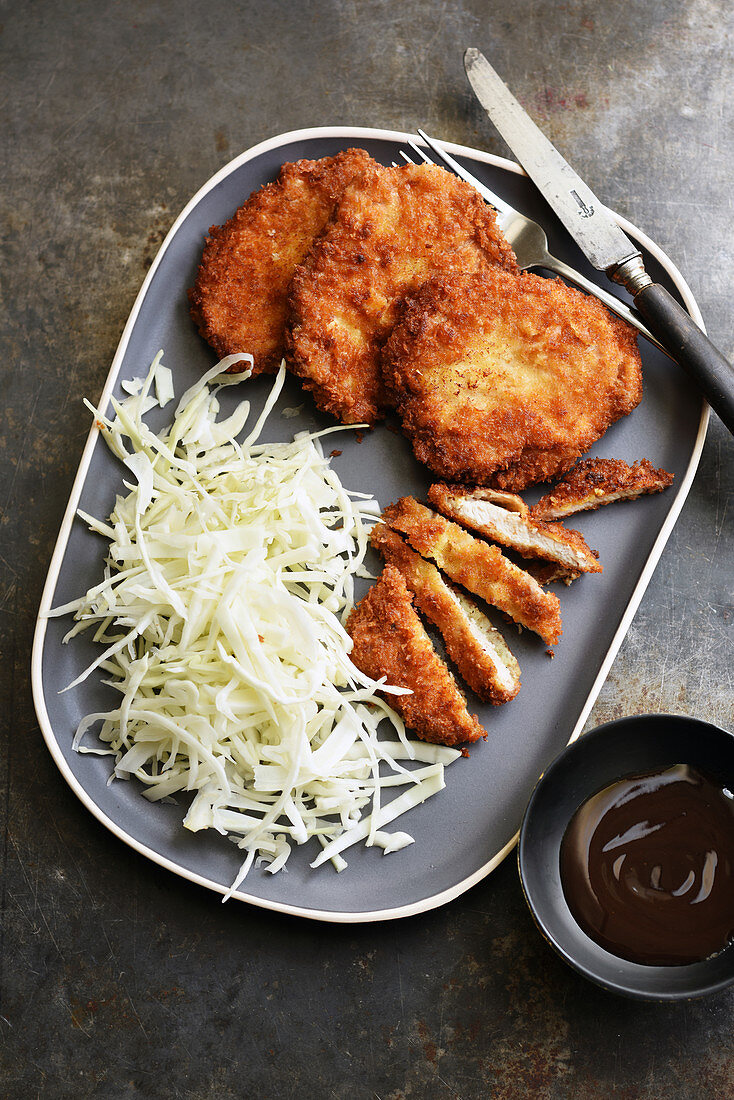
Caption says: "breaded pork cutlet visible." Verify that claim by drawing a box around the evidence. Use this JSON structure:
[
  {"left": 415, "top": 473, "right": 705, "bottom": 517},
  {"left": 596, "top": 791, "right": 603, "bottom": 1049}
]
[
  {"left": 382, "top": 497, "right": 562, "bottom": 647},
  {"left": 428, "top": 483, "right": 601, "bottom": 576},
  {"left": 189, "top": 149, "right": 373, "bottom": 375},
  {"left": 382, "top": 269, "right": 643, "bottom": 489},
  {"left": 286, "top": 161, "right": 518, "bottom": 424},
  {"left": 370, "top": 523, "right": 521, "bottom": 704},
  {"left": 532, "top": 458, "right": 674, "bottom": 520},
  {"left": 347, "top": 566, "right": 484, "bottom": 747}
]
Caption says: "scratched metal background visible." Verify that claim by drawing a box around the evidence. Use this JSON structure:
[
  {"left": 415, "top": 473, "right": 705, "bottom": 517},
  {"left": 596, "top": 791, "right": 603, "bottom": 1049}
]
[{"left": 2, "top": 1, "right": 733, "bottom": 1096}]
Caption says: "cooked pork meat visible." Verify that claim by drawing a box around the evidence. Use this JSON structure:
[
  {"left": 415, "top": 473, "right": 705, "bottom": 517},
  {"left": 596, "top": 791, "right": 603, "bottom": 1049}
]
[
  {"left": 428, "top": 483, "right": 601, "bottom": 575},
  {"left": 381, "top": 497, "right": 562, "bottom": 647},
  {"left": 370, "top": 523, "right": 521, "bottom": 704},
  {"left": 346, "top": 566, "right": 485, "bottom": 746},
  {"left": 532, "top": 458, "right": 675, "bottom": 520}
]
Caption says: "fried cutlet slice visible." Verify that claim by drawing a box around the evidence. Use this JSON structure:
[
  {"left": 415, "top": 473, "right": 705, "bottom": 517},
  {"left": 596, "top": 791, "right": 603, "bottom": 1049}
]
[
  {"left": 382, "top": 498, "right": 562, "bottom": 646},
  {"left": 286, "top": 161, "right": 518, "bottom": 424},
  {"left": 428, "top": 483, "right": 601, "bottom": 575},
  {"left": 370, "top": 523, "right": 521, "bottom": 704},
  {"left": 531, "top": 458, "right": 674, "bottom": 520},
  {"left": 188, "top": 148, "right": 374, "bottom": 376},
  {"left": 347, "top": 566, "right": 484, "bottom": 746},
  {"left": 382, "top": 269, "right": 643, "bottom": 489}
]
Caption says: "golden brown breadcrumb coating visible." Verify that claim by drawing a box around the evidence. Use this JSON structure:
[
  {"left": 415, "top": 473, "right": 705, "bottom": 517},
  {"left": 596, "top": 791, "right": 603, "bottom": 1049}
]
[
  {"left": 370, "top": 523, "right": 521, "bottom": 704},
  {"left": 427, "top": 483, "right": 601, "bottom": 575},
  {"left": 531, "top": 458, "right": 674, "bottom": 520},
  {"left": 189, "top": 149, "right": 373, "bottom": 375},
  {"left": 382, "top": 497, "right": 562, "bottom": 647},
  {"left": 382, "top": 269, "right": 643, "bottom": 489},
  {"left": 347, "top": 566, "right": 485, "bottom": 746},
  {"left": 286, "top": 161, "right": 518, "bottom": 424}
]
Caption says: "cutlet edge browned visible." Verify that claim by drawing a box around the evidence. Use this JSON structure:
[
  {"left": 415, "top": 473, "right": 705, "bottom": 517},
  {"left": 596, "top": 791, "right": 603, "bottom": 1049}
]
[
  {"left": 346, "top": 566, "right": 485, "bottom": 746},
  {"left": 189, "top": 148, "right": 374, "bottom": 378},
  {"left": 382, "top": 497, "right": 563, "bottom": 647},
  {"left": 428, "top": 483, "right": 602, "bottom": 575},
  {"left": 370, "top": 523, "right": 521, "bottom": 705},
  {"left": 531, "top": 458, "right": 675, "bottom": 520},
  {"left": 523, "top": 561, "right": 582, "bottom": 587},
  {"left": 382, "top": 269, "right": 643, "bottom": 490},
  {"left": 287, "top": 161, "right": 519, "bottom": 425}
]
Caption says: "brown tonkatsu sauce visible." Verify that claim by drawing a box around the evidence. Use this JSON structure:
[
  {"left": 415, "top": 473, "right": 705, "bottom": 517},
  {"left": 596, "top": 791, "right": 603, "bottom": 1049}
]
[{"left": 560, "top": 765, "right": 734, "bottom": 966}]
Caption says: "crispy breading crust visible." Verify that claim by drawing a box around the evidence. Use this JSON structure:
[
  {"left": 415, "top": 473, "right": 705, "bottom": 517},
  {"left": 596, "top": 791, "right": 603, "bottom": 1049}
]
[
  {"left": 428, "top": 483, "right": 601, "bottom": 574},
  {"left": 286, "top": 162, "right": 519, "bottom": 424},
  {"left": 531, "top": 458, "right": 674, "bottom": 520},
  {"left": 382, "top": 498, "right": 562, "bottom": 646},
  {"left": 189, "top": 149, "right": 373, "bottom": 375},
  {"left": 382, "top": 269, "right": 643, "bottom": 489},
  {"left": 370, "top": 523, "right": 521, "bottom": 704},
  {"left": 346, "top": 566, "right": 485, "bottom": 746}
]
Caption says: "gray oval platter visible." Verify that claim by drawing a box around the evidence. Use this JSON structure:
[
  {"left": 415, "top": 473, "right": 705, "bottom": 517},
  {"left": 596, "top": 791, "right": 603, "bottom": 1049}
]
[{"left": 32, "top": 127, "right": 707, "bottom": 922}]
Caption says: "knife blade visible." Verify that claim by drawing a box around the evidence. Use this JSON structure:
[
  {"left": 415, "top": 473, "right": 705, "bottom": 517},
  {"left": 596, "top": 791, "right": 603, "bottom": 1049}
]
[
  {"left": 463, "top": 47, "right": 734, "bottom": 435},
  {"left": 464, "top": 47, "right": 639, "bottom": 274}
]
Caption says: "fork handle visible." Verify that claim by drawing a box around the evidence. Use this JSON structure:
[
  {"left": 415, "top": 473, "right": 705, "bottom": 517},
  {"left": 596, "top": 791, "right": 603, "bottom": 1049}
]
[
  {"left": 539, "top": 255, "right": 667, "bottom": 355},
  {"left": 633, "top": 283, "right": 734, "bottom": 434}
]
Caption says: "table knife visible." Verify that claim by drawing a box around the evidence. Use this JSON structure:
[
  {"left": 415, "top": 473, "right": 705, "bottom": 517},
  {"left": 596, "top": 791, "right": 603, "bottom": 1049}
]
[{"left": 464, "top": 47, "right": 734, "bottom": 435}]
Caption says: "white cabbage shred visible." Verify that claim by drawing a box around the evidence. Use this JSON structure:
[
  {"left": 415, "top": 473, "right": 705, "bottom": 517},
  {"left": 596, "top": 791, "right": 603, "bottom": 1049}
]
[{"left": 52, "top": 351, "right": 459, "bottom": 892}]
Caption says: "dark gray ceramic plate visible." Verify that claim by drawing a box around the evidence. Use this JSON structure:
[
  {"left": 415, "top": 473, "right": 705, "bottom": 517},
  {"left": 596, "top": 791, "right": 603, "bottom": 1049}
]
[{"left": 32, "top": 127, "right": 707, "bottom": 922}]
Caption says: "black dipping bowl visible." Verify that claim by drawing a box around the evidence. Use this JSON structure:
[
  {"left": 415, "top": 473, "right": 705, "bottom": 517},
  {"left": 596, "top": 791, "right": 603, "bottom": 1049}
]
[{"left": 518, "top": 714, "right": 734, "bottom": 1001}]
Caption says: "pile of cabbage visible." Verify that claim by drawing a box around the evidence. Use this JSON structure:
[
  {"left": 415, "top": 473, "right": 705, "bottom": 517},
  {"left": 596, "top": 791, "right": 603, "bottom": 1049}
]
[{"left": 51, "top": 354, "right": 458, "bottom": 892}]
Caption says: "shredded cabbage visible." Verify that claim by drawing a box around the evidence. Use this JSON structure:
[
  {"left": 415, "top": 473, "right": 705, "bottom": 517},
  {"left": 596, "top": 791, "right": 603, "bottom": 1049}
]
[{"left": 52, "top": 352, "right": 459, "bottom": 891}]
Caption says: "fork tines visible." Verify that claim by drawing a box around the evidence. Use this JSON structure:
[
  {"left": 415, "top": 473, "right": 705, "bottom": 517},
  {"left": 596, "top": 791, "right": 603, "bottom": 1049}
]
[{"left": 399, "top": 130, "right": 511, "bottom": 217}]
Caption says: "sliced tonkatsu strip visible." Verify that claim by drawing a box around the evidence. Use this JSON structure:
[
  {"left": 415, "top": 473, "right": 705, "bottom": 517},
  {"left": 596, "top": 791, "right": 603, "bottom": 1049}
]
[
  {"left": 428, "top": 483, "right": 601, "bottom": 575},
  {"left": 287, "top": 161, "right": 518, "bottom": 424},
  {"left": 381, "top": 498, "right": 562, "bottom": 647},
  {"left": 382, "top": 269, "right": 642, "bottom": 488},
  {"left": 370, "top": 523, "right": 521, "bottom": 704},
  {"left": 189, "top": 148, "right": 374, "bottom": 375},
  {"left": 347, "top": 567, "right": 485, "bottom": 746},
  {"left": 531, "top": 458, "right": 675, "bottom": 520}
]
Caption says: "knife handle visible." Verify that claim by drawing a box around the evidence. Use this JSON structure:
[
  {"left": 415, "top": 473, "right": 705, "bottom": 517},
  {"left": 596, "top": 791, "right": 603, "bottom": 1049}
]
[{"left": 633, "top": 283, "right": 734, "bottom": 435}]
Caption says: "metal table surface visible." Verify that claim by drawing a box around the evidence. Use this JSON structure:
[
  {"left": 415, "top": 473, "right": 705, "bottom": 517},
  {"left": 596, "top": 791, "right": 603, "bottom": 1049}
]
[{"left": 2, "top": 2, "right": 732, "bottom": 1095}]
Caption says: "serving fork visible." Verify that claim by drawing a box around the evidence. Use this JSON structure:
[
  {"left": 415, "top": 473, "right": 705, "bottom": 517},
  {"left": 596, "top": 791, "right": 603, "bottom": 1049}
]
[{"left": 400, "top": 129, "right": 665, "bottom": 354}]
